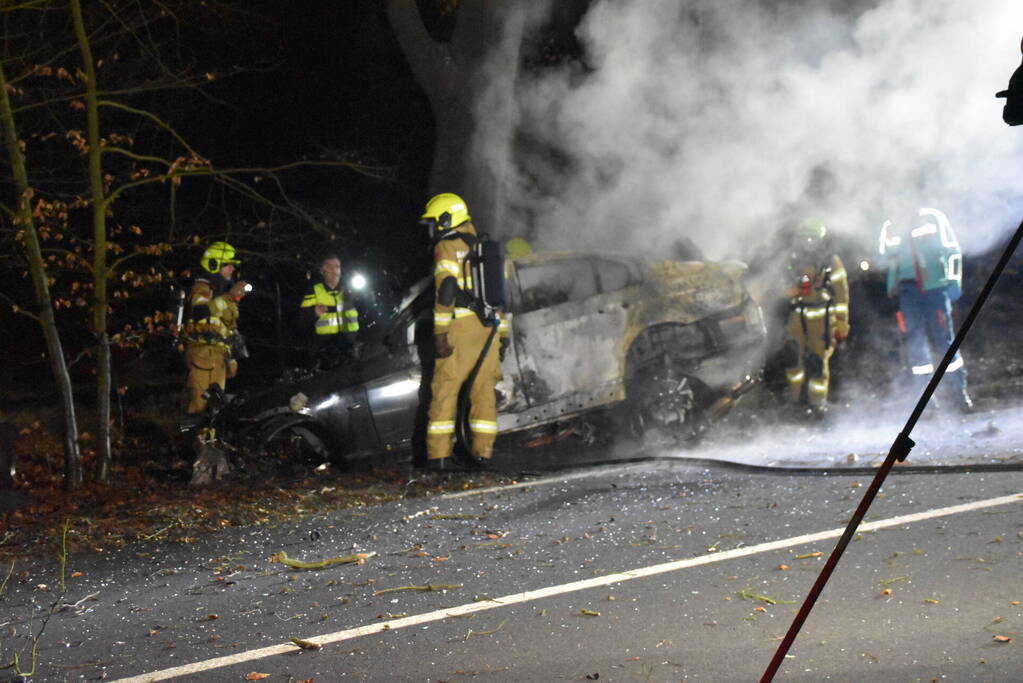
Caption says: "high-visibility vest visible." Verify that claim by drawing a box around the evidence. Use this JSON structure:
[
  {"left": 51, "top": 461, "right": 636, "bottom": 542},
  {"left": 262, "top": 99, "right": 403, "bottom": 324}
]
[
  {"left": 879, "top": 209, "right": 962, "bottom": 297},
  {"left": 301, "top": 283, "right": 359, "bottom": 336}
]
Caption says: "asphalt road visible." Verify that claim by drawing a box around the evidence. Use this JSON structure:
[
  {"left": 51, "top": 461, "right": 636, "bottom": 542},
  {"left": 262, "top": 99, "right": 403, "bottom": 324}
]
[{"left": 3, "top": 406, "right": 1023, "bottom": 683}]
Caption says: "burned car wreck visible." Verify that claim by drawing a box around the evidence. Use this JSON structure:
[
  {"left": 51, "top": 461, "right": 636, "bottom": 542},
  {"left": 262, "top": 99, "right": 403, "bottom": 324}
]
[{"left": 211, "top": 251, "right": 767, "bottom": 468}]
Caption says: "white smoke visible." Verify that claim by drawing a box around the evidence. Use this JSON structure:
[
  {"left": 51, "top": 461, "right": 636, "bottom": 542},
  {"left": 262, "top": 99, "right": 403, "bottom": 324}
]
[{"left": 477, "top": 0, "right": 1023, "bottom": 260}]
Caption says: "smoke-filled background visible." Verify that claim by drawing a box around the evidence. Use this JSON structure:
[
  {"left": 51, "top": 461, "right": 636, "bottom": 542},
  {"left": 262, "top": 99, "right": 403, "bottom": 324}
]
[
  {"left": 475, "top": 0, "right": 1023, "bottom": 262},
  {"left": 470, "top": 0, "right": 1023, "bottom": 465}
]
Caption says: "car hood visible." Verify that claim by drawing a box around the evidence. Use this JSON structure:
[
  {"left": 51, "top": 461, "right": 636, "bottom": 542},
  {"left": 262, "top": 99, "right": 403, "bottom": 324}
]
[{"left": 643, "top": 259, "right": 748, "bottom": 323}]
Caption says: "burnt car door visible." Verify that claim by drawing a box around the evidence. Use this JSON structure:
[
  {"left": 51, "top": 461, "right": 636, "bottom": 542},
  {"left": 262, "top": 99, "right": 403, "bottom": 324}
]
[{"left": 509, "top": 256, "right": 640, "bottom": 416}]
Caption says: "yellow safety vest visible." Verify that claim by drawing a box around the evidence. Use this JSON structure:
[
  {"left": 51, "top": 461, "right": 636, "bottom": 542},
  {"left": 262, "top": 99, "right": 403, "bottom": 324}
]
[{"left": 301, "top": 283, "right": 359, "bottom": 336}]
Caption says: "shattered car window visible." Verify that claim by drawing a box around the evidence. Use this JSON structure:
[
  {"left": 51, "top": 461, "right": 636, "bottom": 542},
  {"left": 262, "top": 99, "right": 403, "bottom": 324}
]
[{"left": 516, "top": 259, "right": 598, "bottom": 313}]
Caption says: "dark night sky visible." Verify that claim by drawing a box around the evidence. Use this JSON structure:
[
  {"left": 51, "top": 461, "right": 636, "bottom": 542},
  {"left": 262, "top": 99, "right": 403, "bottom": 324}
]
[
  {"left": 0, "top": 2, "right": 440, "bottom": 390},
  {"left": 180, "top": 1, "right": 438, "bottom": 291}
]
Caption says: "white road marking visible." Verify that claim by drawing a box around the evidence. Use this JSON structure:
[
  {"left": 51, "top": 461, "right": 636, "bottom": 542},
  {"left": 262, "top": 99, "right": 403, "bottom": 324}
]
[{"left": 111, "top": 491, "right": 1023, "bottom": 683}]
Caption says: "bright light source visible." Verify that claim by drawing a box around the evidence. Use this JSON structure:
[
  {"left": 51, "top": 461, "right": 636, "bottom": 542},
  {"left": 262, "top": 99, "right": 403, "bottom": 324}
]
[
  {"left": 314, "top": 395, "right": 340, "bottom": 411},
  {"left": 350, "top": 273, "right": 367, "bottom": 291},
  {"left": 859, "top": 260, "right": 870, "bottom": 271}
]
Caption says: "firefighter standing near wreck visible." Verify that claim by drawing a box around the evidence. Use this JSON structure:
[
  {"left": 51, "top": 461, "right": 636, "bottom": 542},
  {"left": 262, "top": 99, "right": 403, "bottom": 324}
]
[
  {"left": 782, "top": 220, "right": 850, "bottom": 417},
  {"left": 182, "top": 241, "right": 248, "bottom": 415},
  {"left": 879, "top": 207, "right": 972, "bottom": 411},
  {"left": 299, "top": 251, "right": 360, "bottom": 367},
  {"left": 420, "top": 193, "right": 509, "bottom": 470}
]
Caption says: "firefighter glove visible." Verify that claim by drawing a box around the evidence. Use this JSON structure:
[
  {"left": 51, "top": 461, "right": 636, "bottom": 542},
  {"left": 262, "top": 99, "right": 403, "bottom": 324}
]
[
  {"left": 228, "top": 280, "right": 249, "bottom": 300},
  {"left": 435, "top": 333, "right": 453, "bottom": 358}
]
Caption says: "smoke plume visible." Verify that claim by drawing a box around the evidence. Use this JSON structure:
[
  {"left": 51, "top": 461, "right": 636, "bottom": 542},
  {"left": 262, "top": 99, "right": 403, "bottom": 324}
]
[{"left": 477, "top": 0, "right": 1023, "bottom": 260}]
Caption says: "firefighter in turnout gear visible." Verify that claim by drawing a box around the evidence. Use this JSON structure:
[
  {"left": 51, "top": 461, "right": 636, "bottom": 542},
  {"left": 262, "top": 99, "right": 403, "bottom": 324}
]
[
  {"left": 879, "top": 207, "right": 972, "bottom": 411},
  {"left": 420, "top": 193, "right": 510, "bottom": 470},
  {"left": 182, "top": 241, "right": 248, "bottom": 415},
  {"left": 299, "top": 251, "right": 360, "bottom": 366},
  {"left": 782, "top": 220, "right": 850, "bottom": 416}
]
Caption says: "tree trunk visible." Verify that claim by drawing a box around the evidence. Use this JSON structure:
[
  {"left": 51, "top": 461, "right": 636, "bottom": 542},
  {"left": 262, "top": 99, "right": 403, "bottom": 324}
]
[
  {"left": 71, "top": 0, "right": 113, "bottom": 481},
  {"left": 0, "top": 62, "right": 83, "bottom": 488},
  {"left": 386, "top": 0, "right": 518, "bottom": 231}
]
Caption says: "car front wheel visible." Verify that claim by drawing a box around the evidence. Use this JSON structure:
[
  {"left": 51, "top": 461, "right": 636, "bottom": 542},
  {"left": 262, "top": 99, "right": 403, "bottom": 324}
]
[
  {"left": 626, "top": 361, "right": 706, "bottom": 444},
  {"left": 258, "top": 421, "right": 336, "bottom": 472}
]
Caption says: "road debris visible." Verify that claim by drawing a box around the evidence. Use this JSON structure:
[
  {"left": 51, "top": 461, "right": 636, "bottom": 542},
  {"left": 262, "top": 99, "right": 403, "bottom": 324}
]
[
  {"left": 878, "top": 576, "right": 908, "bottom": 586},
  {"left": 737, "top": 588, "right": 792, "bottom": 605},
  {"left": 290, "top": 637, "right": 322, "bottom": 650},
  {"left": 371, "top": 584, "right": 463, "bottom": 596},
  {"left": 795, "top": 551, "right": 823, "bottom": 559},
  {"left": 464, "top": 618, "right": 508, "bottom": 640},
  {"left": 270, "top": 550, "right": 375, "bottom": 569}
]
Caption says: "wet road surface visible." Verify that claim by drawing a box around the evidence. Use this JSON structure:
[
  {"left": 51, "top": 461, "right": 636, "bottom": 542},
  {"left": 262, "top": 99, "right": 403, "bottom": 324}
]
[{"left": 3, "top": 404, "right": 1023, "bottom": 682}]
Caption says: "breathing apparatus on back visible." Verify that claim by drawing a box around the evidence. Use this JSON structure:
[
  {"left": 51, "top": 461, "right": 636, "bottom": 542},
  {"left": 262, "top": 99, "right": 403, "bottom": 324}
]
[{"left": 420, "top": 193, "right": 506, "bottom": 325}]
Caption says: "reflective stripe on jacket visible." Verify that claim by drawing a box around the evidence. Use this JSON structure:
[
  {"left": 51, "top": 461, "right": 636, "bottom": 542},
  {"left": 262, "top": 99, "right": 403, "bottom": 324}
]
[
  {"left": 433, "top": 226, "right": 476, "bottom": 333},
  {"left": 182, "top": 277, "right": 238, "bottom": 350},
  {"left": 432, "top": 224, "right": 509, "bottom": 339},
  {"left": 786, "top": 254, "right": 850, "bottom": 339},
  {"left": 879, "top": 211, "right": 962, "bottom": 296},
  {"left": 300, "top": 283, "right": 359, "bottom": 335}
]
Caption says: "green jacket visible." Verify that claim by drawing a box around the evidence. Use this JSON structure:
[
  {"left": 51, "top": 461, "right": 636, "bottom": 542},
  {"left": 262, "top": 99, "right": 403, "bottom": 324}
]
[{"left": 879, "top": 208, "right": 962, "bottom": 299}]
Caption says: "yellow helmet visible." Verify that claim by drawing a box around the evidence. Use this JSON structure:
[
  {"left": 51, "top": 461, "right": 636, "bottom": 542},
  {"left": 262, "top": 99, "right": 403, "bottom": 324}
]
[
  {"left": 420, "top": 193, "right": 471, "bottom": 232},
  {"left": 200, "top": 241, "right": 241, "bottom": 274},
  {"left": 505, "top": 237, "right": 533, "bottom": 259}
]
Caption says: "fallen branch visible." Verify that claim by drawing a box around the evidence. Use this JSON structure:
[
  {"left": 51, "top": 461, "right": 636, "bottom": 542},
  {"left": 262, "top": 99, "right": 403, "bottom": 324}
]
[
  {"left": 738, "top": 588, "right": 778, "bottom": 605},
  {"left": 372, "top": 583, "right": 463, "bottom": 596},
  {"left": 141, "top": 522, "right": 177, "bottom": 541},
  {"left": 270, "top": 551, "right": 375, "bottom": 570},
  {"left": 0, "top": 559, "right": 14, "bottom": 596},
  {"left": 878, "top": 576, "right": 908, "bottom": 587},
  {"left": 289, "top": 637, "right": 321, "bottom": 650},
  {"left": 273, "top": 612, "right": 306, "bottom": 622},
  {"left": 465, "top": 618, "right": 507, "bottom": 641},
  {"left": 60, "top": 591, "right": 99, "bottom": 611}
]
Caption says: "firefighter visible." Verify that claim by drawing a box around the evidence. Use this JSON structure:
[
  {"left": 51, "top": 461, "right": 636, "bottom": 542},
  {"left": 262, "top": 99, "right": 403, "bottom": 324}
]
[
  {"left": 879, "top": 207, "right": 972, "bottom": 411},
  {"left": 182, "top": 241, "right": 248, "bottom": 415},
  {"left": 420, "top": 193, "right": 509, "bottom": 470},
  {"left": 299, "top": 251, "right": 360, "bottom": 367},
  {"left": 782, "top": 220, "right": 850, "bottom": 417}
]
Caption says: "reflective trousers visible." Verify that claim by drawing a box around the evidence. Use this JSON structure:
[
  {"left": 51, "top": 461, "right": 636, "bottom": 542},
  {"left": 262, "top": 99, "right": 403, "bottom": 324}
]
[
  {"left": 784, "top": 304, "right": 835, "bottom": 407},
  {"left": 427, "top": 316, "right": 502, "bottom": 461},
  {"left": 184, "top": 343, "right": 236, "bottom": 415},
  {"left": 896, "top": 281, "right": 966, "bottom": 392}
]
